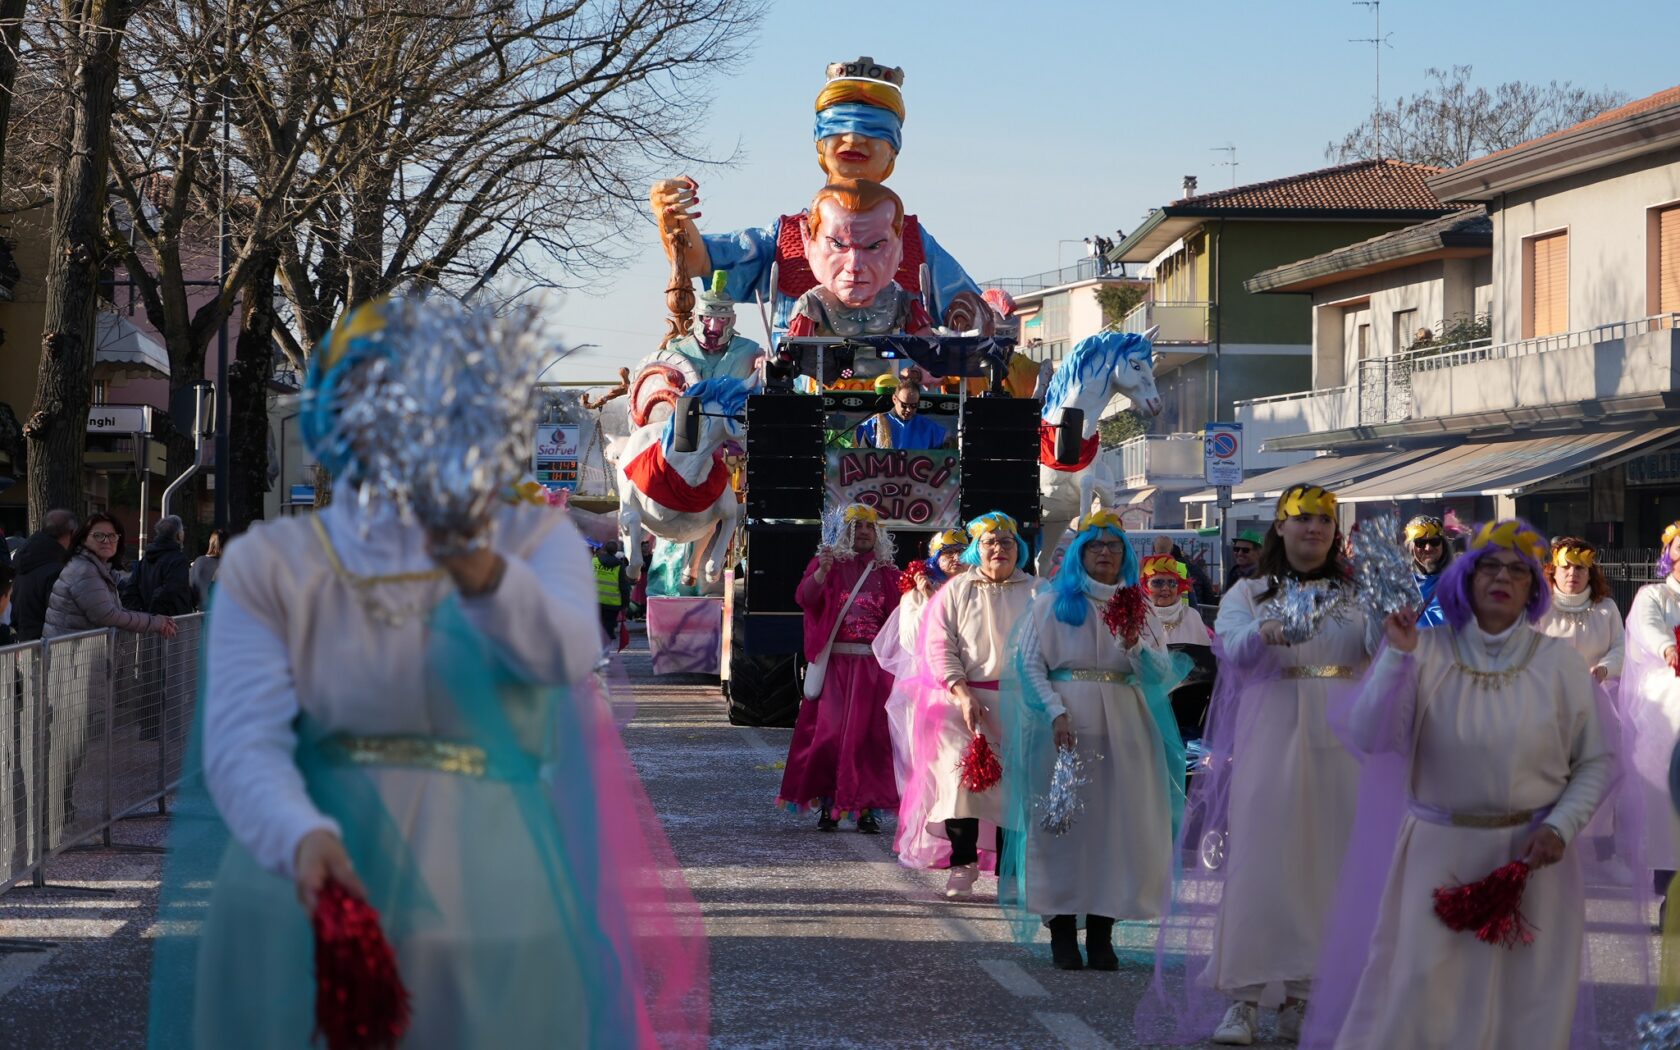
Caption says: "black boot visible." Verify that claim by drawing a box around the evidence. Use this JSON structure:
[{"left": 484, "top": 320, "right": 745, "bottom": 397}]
[
  {"left": 816, "top": 803, "right": 839, "bottom": 832},
  {"left": 856, "top": 810, "right": 880, "bottom": 834},
  {"left": 1048, "top": 915, "right": 1084, "bottom": 970},
  {"left": 1084, "top": 915, "right": 1119, "bottom": 970}
]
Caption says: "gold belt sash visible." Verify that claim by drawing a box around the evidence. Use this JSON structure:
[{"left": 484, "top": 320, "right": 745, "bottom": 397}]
[
  {"left": 322, "top": 735, "right": 489, "bottom": 778},
  {"left": 1281, "top": 665, "right": 1359, "bottom": 680}
]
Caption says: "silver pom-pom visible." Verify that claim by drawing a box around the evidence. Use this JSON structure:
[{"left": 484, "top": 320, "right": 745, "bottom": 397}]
[
  {"left": 1271, "top": 577, "right": 1349, "bottom": 644},
  {"left": 1350, "top": 513, "right": 1424, "bottom": 619},
  {"left": 331, "top": 296, "right": 550, "bottom": 550},
  {"left": 1638, "top": 1006, "right": 1680, "bottom": 1049},
  {"left": 1036, "top": 746, "right": 1094, "bottom": 835}
]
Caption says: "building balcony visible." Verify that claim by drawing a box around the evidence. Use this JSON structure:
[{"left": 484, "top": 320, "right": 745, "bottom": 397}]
[
  {"left": 1112, "top": 432, "right": 1206, "bottom": 490},
  {"left": 1120, "top": 299, "right": 1210, "bottom": 345},
  {"left": 1233, "top": 313, "right": 1680, "bottom": 452}
]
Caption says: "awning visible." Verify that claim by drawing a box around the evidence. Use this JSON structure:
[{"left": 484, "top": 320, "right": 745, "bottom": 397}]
[
  {"left": 1336, "top": 427, "right": 1680, "bottom": 504},
  {"left": 1179, "top": 448, "right": 1432, "bottom": 504},
  {"left": 94, "top": 312, "right": 170, "bottom": 380},
  {"left": 1122, "top": 486, "right": 1157, "bottom": 507}
]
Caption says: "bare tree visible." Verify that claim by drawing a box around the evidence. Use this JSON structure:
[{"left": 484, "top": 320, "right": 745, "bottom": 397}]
[
  {"left": 25, "top": 0, "right": 148, "bottom": 527},
  {"left": 273, "top": 0, "right": 763, "bottom": 361},
  {"left": 1327, "top": 65, "right": 1628, "bottom": 169}
]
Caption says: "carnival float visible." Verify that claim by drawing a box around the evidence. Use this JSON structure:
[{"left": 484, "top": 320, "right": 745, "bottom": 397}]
[{"left": 551, "top": 55, "right": 1165, "bottom": 724}]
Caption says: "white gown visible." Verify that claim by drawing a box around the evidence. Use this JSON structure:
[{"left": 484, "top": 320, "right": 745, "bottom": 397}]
[
  {"left": 1017, "top": 582, "right": 1173, "bottom": 919},
  {"left": 1203, "top": 576, "right": 1376, "bottom": 999},
  {"left": 1337, "top": 624, "right": 1609, "bottom": 1050},
  {"left": 1625, "top": 577, "right": 1680, "bottom": 869}
]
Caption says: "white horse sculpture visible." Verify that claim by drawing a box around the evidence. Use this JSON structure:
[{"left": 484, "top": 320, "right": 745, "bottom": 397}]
[
  {"left": 1038, "top": 329, "right": 1164, "bottom": 532},
  {"left": 612, "top": 376, "right": 748, "bottom": 590}
]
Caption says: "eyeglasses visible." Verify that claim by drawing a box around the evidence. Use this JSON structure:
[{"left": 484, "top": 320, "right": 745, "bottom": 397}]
[
  {"left": 1083, "top": 540, "right": 1125, "bottom": 553},
  {"left": 1412, "top": 537, "right": 1444, "bottom": 549},
  {"left": 1145, "top": 577, "right": 1179, "bottom": 588},
  {"left": 979, "top": 535, "right": 1017, "bottom": 549},
  {"left": 1474, "top": 558, "right": 1530, "bottom": 581},
  {"left": 87, "top": 532, "right": 119, "bottom": 543}
]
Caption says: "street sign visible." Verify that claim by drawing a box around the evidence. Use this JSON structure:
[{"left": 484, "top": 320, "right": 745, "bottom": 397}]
[
  {"left": 86, "top": 404, "right": 151, "bottom": 434},
  {"left": 1204, "top": 422, "right": 1243, "bottom": 487},
  {"left": 533, "top": 423, "right": 581, "bottom": 490}
]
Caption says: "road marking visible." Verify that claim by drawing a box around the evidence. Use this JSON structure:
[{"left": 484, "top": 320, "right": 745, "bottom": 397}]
[
  {"left": 978, "top": 958, "right": 1049, "bottom": 999},
  {"left": 0, "top": 948, "right": 56, "bottom": 1001},
  {"left": 1033, "top": 1011, "right": 1119, "bottom": 1050}
]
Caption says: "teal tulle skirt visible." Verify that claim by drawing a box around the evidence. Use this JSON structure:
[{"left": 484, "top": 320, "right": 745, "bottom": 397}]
[{"left": 147, "top": 598, "right": 708, "bottom": 1048}]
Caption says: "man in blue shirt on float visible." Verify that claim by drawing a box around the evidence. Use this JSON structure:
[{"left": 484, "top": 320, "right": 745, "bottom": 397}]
[{"left": 855, "top": 369, "right": 949, "bottom": 450}]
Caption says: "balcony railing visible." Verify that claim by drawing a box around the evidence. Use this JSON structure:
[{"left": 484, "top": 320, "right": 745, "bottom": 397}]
[
  {"left": 1409, "top": 314, "right": 1678, "bottom": 372},
  {"left": 1120, "top": 299, "right": 1210, "bottom": 344},
  {"left": 982, "top": 259, "right": 1104, "bottom": 295},
  {"left": 1116, "top": 432, "right": 1205, "bottom": 489}
]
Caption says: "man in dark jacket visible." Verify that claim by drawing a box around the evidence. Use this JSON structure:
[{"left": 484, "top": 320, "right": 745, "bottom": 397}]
[
  {"left": 136, "top": 515, "right": 195, "bottom": 615},
  {"left": 12, "top": 509, "right": 78, "bottom": 642}
]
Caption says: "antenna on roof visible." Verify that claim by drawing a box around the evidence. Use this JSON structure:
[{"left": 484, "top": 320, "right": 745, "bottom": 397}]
[
  {"left": 1349, "top": 1, "right": 1394, "bottom": 159},
  {"left": 1210, "top": 144, "right": 1238, "bottom": 188}
]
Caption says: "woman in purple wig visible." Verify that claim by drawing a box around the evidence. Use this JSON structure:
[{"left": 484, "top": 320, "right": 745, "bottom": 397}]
[{"left": 1312, "top": 520, "right": 1611, "bottom": 1049}]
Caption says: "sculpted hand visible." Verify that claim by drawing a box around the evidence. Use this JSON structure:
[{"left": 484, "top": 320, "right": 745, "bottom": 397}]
[
  {"left": 650, "top": 176, "right": 701, "bottom": 227},
  {"left": 1383, "top": 610, "right": 1419, "bottom": 653},
  {"left": 1520, "top": 825, "right": 1566, "bottom": 869},
  {"left": 1052, "top": 714, "right": 1076, "bottom": 751},
  {"left": 294, "top": 828, "right": 366, "bottom": 912}
]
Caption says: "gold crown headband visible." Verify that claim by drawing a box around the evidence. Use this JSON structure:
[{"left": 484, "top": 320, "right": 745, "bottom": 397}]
[
  {"left": 1276, "top": 485, "right": 1337, "bottom": 522},
  {"left": 1664, "top": 521, "right": 1680, "bottom": 548},
  {"left": 1474, "top": 520, "right": 1548, "bottom": 565},
  {"left": 1077, "top": 510, "right": 1125, "bottom": 533},
  {"left": 1553, "top": 547, "right": 1596, "bottom": 568},
  {"left": 967, "top": 512, "right": 1019, "bottom": 540},
  {"left": 1405, "top": 521, "right": 1444, "bottom": 542},
  {"left": 929, "top": 529, "right": 967, "bottom": 556},
  {"left": 842, "top": 504, "right": 880, "bottom": 525}
]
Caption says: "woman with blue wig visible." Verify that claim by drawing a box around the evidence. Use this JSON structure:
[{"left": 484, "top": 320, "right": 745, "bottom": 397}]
[
  {"left": 997, "top": 512, "right": 1186, "bottom": 971},
  {"left": 147, "top": 297, "right": 708, "bottom": 1048},
  {"left": 891, "top": 512, "right": 1035, "bottom": 898},
  {"left": 1303, "top": 521, "right": 1615, "bottom": 1048}
]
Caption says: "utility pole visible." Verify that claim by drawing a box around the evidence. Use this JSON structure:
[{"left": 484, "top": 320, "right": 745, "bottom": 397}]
[
  {"left": 1350, "top": 1, "right": 1393, "bottom": 158},
  {"left": 213, "top": 0, "right": 232, "bottom": 529},
  {"left": 1210, "top": 144, "right": 1238, "bottom": 188}
]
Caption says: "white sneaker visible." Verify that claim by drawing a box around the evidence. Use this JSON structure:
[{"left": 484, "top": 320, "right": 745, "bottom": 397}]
[
  {"left": 1212, "top": 1001, "right": 1257, "bottom": 1046},
  {"left": 944, "top": 863, "right": 980, "bottom": 899},
  {"left": 1275, "top": 1000, "right": 1305, "bottom": 1043}
]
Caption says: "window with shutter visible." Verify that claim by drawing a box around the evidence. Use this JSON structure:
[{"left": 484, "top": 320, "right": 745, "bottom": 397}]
[
  {"left": 1657, "top": 205, "right": 1680, "bottom": 317},
  {"left": 1525, "top": 231, "right": 1569, "bottom": 338}
]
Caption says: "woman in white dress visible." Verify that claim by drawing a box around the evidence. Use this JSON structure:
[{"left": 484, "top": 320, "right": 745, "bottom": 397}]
[
  {"left": 1141, "top": 484, "right": 1377, "bottom": 1047},
  {"left": 893, "top": 512, "right": 1036, "bottom": 898},
  {"left": 1537, "top": 537, "right": 1623, "bottom": 682},
  {"left": 1001, "top": 512, "right": 1184, "bottom": 971},
  {"left": 145, "top": 298, "right": 707, "bottom": 1049},
  {"left": 1141, "top": 553, "right": 1212, "bottom": 647},
  {"left": 1624, "top": 521, "right": 1680, "bottom": 908},
  {"left": 1314, "top": 520, "right": 1610, "bottom": 1050}
]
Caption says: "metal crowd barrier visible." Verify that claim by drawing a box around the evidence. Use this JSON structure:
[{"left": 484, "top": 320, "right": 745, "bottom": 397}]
[{"left": 0, "top": 613, "right": 203, "bottom": 895}]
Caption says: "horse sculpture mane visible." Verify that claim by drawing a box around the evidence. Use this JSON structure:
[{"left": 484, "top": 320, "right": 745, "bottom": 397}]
[
  {"left": 1041, "top": 332, "right": 1154, "bottom": 419},
  {"left": 659, "top": 376, "right": 751, "bottom": 452}
]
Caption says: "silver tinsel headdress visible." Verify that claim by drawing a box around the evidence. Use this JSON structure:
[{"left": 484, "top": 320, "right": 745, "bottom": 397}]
[{"left": 304, "top": 294, "right": 551, "bottom": 551}]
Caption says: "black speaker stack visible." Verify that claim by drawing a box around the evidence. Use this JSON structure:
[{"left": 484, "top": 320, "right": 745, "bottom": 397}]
[{"left": 958, "top": 396, "right": 1042, "bottom": 555}]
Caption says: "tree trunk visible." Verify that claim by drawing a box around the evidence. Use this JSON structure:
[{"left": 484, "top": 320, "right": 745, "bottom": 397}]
[
  {"left": 228, "top": 249, "right": 277, "bottom": 531},
  {"left": 24, "top": 0, "right": 139, "bottom": 531}
]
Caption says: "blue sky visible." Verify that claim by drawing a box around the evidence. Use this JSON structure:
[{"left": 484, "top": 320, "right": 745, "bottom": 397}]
[{"left": 541, "top": 0, "right": 1678, "bottom": 381}]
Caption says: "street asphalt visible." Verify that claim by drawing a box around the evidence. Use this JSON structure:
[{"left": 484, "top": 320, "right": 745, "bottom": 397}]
[{"left": 0, "top": 623, "right": 1659, "bottom": 1048}]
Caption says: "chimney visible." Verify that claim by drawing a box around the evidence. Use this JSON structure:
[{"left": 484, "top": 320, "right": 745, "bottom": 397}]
[{"left": 1182, "top": 175, "right": 1198, "bottom": 197}]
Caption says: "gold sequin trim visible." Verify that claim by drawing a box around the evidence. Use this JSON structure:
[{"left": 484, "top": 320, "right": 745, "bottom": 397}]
[
  {"left": 1447, "top": 808, "right": 1541, "bottom": 829},
  {"left": 1282, "top": 665, "right": 1359, "bottom": 680},
  {"left": 1050, "top": 669, "right": 1131, "bottom": 683},
  {"left": 323, "top": 735, "right": 488, "bottom": 778}
]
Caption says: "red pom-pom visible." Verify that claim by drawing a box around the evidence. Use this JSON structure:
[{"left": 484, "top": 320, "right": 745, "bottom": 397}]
[
  {"left": 900, "top": 561, "right": 931, "bottom": 595},
  {"left": 1432, "top": 860, "right": 1535, "bottom": 949},
  {"left": 958, "top": 733, "right": 1003, "bottom": 792},
  {"left": 1673, "top": 626, "right": 1680, "bottom": 676},
  {"left": 1102, "top": 585, "right": 1149, "bottom": 643},
  {"left": 313, "top": 880, "right": 412, "bottom": 1050}
]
